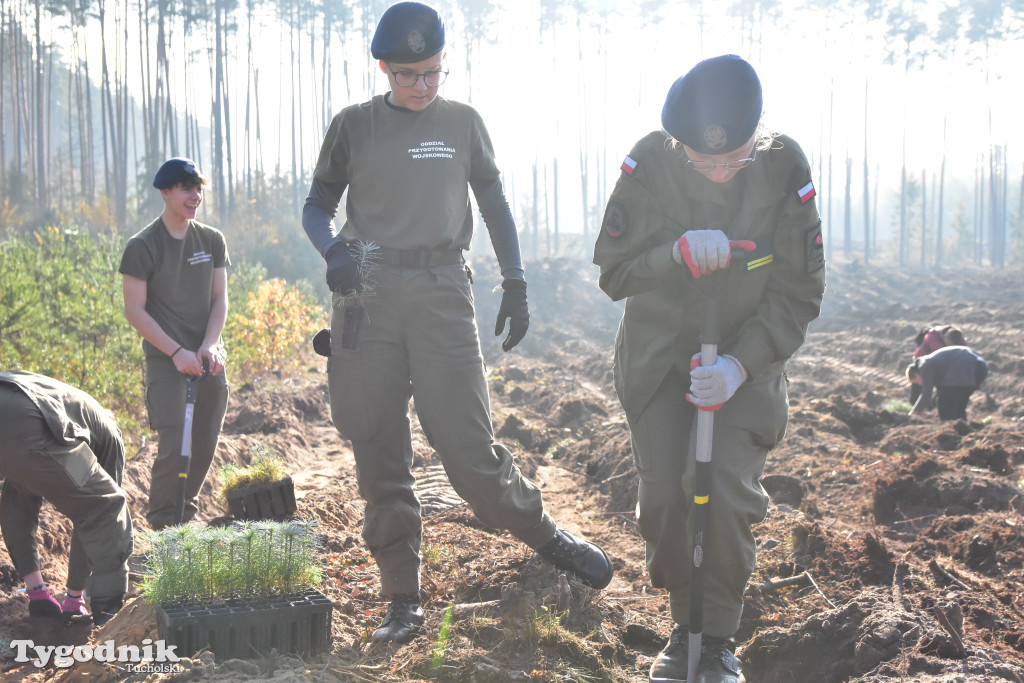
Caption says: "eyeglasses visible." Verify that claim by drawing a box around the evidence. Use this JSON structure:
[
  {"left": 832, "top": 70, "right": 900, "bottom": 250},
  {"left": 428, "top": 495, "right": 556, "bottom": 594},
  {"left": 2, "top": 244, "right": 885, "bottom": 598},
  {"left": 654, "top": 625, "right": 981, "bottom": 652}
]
[
  {"left": 685, "top": 147, "right": 757, "bottom": 171},
  {"left": 386, "top": 64, "right": 449, "bottom": 88}
]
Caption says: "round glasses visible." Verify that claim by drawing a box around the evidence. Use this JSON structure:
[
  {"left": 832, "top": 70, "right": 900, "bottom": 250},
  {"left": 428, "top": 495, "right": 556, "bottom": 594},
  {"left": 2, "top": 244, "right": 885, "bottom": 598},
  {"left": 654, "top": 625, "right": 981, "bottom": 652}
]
[
  {"left": 386, "top": 65, "right": 449, "bottom": 88},
  {"left": 685, "top": 148, "right": 757, "bottom": 171}
]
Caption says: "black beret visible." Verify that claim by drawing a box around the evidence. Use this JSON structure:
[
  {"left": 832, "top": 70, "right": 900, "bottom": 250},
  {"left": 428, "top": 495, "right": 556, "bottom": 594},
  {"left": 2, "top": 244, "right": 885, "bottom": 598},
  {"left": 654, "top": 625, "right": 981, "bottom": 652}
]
[
  {"left": 153, "top": 157, "right": 203, "bottom": 190},
  {"left": 371, "top": 2, "right": 445, "bottom": 64},
  {"left": 661, "top": 55, "right": 763, "bottom": 155}
]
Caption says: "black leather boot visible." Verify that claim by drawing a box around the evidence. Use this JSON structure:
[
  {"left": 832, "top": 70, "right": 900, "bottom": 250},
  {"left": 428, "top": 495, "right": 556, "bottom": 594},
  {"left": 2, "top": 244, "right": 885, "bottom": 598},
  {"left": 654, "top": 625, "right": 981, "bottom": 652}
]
[
  {"left": 537, "top": 529, "right": 614, "bottom": 589},
  {"left": 695, "top": 636, "right": 744, "bottom": 683},
  {"left": 371, "top": 594, "right": 425, "bottom": 644},
  {"left": 649, "top": 623, "right": 688, "bottom": 682},
  {"left": 90, "top": 595, "right": 124, "bottom": 627}
]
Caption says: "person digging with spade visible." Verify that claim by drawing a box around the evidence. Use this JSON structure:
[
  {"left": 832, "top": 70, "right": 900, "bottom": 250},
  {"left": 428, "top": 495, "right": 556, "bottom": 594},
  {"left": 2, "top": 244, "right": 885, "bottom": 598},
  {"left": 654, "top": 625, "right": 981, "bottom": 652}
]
[
  {"left": 593, "top": 55, "right": 826, "bottom": 683},
  {"left": 302, "top": 1, "right": 614, "bottom": 646},
  {"left": 120, "top": 157, "right": 230, "bottom": 531}
]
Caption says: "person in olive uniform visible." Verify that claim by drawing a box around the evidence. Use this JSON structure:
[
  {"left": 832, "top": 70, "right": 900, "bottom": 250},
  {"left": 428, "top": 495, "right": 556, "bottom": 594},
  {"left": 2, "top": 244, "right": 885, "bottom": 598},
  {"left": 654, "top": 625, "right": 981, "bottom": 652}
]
[
  {"left": 0, "top": 371, "right": 133, "bottom": 626},
  {"left": 907, "top": 345, "right": 987, "bottom": 421},
  {"left": 593, "top": 55, "right": 826, "bottom": 683},
  {"left": 303, "top": 1, "right": 613, "bottom": 645},
  {"left": 120, "top": 157, "right": 230, "bottom": 530}
]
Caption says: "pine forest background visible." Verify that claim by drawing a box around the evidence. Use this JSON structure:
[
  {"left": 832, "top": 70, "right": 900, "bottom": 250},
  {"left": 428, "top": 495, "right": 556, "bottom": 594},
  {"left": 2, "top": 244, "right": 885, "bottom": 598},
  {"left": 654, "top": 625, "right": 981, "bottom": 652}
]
[{"left": 2, "top": 0, "right": 1024, "bottom": 439}]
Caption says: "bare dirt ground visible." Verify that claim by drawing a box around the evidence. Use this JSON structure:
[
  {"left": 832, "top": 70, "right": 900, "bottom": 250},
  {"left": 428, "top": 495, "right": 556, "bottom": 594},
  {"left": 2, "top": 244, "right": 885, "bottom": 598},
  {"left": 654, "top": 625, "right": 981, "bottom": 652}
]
[{"left": 1, "top": 258, "right": 1023, "bottom": 682}]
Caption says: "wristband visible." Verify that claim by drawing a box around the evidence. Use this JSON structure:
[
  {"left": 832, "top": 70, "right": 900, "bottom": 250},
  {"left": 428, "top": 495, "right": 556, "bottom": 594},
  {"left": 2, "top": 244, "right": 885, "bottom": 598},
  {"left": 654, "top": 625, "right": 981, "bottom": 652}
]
[{"left": 170, "top": 345, "right": 183, "bottom": 359}]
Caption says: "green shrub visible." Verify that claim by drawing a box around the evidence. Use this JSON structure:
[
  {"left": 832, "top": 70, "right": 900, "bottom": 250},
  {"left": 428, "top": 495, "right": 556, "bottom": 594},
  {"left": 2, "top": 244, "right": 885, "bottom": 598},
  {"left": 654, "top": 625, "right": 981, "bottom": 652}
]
[
  {"left": 881, "top": 399, "right": 913, "bottom": 413},
  {"left": 0, "top": 227, "right": 145, "bottom": 438},
  {"left": 140, "top": 519, "right": 322, "bottom": 605}
]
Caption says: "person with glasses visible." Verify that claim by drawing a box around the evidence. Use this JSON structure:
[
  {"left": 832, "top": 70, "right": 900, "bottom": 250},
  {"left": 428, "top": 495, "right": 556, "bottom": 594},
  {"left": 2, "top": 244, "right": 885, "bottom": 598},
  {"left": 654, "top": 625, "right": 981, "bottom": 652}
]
[
  {"left": 302, "top": 0, "right": 613, "bottom": 646},
  {"left": 593, "top": 55, "right": 826, "bottom": 683}
]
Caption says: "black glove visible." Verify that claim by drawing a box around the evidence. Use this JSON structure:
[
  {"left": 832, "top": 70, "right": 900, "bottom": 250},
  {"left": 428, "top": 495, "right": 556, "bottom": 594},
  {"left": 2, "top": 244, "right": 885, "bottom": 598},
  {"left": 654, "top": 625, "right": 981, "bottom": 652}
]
[
  {"left": 494, "top": 278, "right": 529, "bottom": 352},
  {"left": 312, "top": 328, "right": 332, "bottom": 357},
  {"left": 324, "top": 242, "right": 361, "bottom": 294}
]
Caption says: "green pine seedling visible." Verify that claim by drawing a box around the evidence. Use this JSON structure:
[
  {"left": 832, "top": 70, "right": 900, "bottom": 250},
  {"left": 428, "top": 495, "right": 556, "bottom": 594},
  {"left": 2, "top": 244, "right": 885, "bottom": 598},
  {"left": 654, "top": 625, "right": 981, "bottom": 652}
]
[{"left": 141, "top": 520, "right": 322, "bottom": 606}]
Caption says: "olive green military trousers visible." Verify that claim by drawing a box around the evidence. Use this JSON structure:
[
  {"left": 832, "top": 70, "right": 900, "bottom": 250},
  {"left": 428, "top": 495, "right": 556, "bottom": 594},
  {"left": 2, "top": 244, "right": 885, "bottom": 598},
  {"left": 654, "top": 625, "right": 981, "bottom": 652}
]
[
  {"left": 0, "top": 384, "right": 133, "bottom": 599},
  {"left": 628, "top": 368, "right": 788, "bottom": 637},
  {"left": 144, "top": 355, "right": 229, "bottom": 529},
  {"left": 328, "top": 263, "right": 556, "bottom": 596}
]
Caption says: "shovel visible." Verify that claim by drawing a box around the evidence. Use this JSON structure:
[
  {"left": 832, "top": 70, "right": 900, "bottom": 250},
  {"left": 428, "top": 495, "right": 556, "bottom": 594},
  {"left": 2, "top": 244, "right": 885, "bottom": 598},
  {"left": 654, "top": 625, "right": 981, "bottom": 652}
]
[
  {"left": 687, "top": 241, "right": 754, "bottom": 682},
  {"left": 174, "top": 360, "right": 208, "bottom": 525}
]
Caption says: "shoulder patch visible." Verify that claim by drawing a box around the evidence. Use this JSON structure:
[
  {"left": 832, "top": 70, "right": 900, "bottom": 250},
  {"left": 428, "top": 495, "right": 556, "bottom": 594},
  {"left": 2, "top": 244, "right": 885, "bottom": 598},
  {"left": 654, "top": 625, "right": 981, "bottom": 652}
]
[
  {"left": 603, "top": 201, "right": 628, "bottom": 238},
  {"left": 805, "top": 223, "right": 824, "bottom": 273},
  {"left": 620, "top": 156, "right": 638, "bottom": 175},
  {"left": 797, "top": 180, "right": 816, "bottom": 204}
]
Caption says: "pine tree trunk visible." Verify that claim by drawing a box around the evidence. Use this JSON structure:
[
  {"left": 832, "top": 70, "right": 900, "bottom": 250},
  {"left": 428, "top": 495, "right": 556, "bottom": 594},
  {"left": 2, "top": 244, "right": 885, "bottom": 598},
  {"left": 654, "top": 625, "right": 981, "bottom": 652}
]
[
  {"left": 34, "top": 0, "right": 47, "bottom": 213},
  {"left": 862, "top": 80, "right": 870, "bottom": 265}
]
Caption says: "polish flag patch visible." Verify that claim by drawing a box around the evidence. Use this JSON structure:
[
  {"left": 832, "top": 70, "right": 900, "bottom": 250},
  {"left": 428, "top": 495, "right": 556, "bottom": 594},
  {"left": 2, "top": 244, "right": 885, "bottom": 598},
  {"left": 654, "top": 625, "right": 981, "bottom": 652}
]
[
  {"left": 797, "top": 181, "right": 816, "bottom": 204},
  {"left": 621, "top": 156, "right": 638, "bottom": 175}
]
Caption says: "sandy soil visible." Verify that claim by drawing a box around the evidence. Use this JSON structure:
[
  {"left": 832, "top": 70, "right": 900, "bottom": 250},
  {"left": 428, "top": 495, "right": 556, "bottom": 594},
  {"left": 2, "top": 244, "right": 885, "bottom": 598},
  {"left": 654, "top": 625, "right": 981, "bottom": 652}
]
[{"left": 1, "top": 259, "right": 1022, "bottom": 682}]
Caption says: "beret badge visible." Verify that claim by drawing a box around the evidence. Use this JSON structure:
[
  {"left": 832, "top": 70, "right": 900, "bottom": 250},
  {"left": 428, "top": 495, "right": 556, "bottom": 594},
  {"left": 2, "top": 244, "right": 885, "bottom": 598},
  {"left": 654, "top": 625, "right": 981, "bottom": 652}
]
[
  {"left": 703, "top": 125, "right": 728, "bottom": 151},
  {"left": 407, "top": 30, "right": 426, "bottom": 54}
]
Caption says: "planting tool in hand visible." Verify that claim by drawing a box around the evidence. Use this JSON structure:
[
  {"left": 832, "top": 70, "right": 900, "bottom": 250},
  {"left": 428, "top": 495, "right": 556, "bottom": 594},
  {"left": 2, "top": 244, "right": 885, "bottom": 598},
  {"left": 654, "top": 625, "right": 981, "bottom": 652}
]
[
  {"left": 174, "top": 360, "right": 209, "bottom": 525},
  {"left": 687, "top": 240, "right": 754, "bottom": 682}
]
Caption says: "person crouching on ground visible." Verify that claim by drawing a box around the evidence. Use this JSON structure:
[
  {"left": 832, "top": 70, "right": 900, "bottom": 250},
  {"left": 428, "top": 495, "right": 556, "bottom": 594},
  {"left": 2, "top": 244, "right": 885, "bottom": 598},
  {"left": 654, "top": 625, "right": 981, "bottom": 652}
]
[
  {"left": 593, "top": 55, "right": 826, "bottom": 683},
  {"left": 301, "top": 1, "right": 614, "bottom": 646},
  {"left": 0, "top": 371, "right": 133, "bottom": 626},
  {"left": 909, "top": 324, "right": 966, "bottom": 404},
  {"left": 907, "top": 345, "right": 988, "bottom": 421}
]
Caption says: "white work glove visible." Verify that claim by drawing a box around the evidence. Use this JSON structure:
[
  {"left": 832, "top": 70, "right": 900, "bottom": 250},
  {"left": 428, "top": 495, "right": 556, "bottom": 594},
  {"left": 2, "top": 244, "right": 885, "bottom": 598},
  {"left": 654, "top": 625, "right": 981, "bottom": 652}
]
[
  {"left": 673, "top": 229, "right": 731, "bottom": 278},
  {"left": 687, "top": 354, "right": 748, "bottom": 410}
]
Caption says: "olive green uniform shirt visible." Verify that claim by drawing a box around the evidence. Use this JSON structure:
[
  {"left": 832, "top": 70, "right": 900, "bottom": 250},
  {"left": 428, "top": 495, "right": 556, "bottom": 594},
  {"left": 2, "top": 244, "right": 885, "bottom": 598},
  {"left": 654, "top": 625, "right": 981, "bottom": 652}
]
[
  {"left": 312, "top": 94, "right": 500, "bottom": 250},
  {"left": 593, "top": 132, "right": 826, "bottom": 422},
  {"left": 118, "top": 218, "right": 230, "bottom": 358}
]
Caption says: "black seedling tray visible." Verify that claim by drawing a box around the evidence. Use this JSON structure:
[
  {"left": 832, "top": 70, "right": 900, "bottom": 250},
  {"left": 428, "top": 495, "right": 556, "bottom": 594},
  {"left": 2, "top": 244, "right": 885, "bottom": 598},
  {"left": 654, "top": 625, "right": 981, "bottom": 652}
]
[
  {"left": 156, "top": 588, "right": 332, "bottom": 662},
  {"left": 225, "top": 476, "right": 297, "bottom": 521}
]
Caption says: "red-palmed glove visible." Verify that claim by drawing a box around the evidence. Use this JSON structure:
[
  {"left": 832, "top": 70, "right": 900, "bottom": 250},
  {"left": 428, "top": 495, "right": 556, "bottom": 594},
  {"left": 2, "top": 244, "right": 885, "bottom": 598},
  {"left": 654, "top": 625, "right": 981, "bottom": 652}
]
[
  {"left": 674, "top": 230, "right": 730, "bottom": 277},
  {"left": 687, "top": 354, "right": 747, "bottom": 411},
  {"left": 673, "top": 231, "right": 756, "bottom": 278}
]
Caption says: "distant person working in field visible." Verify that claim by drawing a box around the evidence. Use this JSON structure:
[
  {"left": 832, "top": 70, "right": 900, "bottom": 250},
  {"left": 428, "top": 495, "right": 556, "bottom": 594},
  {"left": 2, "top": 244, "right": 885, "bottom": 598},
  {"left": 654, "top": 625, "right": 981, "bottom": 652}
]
[
  {"left": 119, "top": 157, "right": 230, "bottom": 530},
  {"left": 593, "top": 55, "right": 826, "bottom": 683},
  {"left": 907, "top": 345, "right": 987, "bottom": 421},
  {"left": 302, "top": 1, "right": 613, "bottom": 645},
  {"left": 914, "top": 324, "right": 965, "bottom": 358},
  {"left": 0, "top": 371, "right": 133, "bottom": 626},
  {"left": 909, "top": 324, "right": 966, "bottom": 404}
]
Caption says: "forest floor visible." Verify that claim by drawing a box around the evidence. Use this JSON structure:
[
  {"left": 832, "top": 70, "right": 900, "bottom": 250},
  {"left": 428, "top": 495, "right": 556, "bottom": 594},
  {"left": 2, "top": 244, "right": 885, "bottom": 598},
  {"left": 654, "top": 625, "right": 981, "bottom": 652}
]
[{"left": 1, "top": 259, "right": 1023, "bottom": 682}]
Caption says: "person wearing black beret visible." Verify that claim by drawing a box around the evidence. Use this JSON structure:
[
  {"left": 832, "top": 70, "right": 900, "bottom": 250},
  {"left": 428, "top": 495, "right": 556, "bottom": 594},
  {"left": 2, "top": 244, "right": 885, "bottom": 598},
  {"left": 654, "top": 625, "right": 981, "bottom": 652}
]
[
  {"left": 119, "top": 157, "right": 231, "bottom": 530},
  {"left": 594, "top": 55, "right": 827, "bottom": 683},
  {"left": 302, "top": 1, "right": 614, "bottom": 645}
]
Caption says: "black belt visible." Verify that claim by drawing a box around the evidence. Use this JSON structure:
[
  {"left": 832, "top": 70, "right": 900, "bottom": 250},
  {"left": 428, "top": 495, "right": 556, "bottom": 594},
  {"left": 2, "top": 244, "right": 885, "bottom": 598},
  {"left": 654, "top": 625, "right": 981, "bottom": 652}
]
[{"left": 376, "top": 247, "right": 464, "bottom": 267}]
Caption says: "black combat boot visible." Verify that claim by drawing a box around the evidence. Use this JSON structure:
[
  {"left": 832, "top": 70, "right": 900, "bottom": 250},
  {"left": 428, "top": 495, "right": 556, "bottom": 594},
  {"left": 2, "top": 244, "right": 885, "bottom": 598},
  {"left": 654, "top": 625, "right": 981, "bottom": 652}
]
[
  {"left": 90, "top": 595, "right": 124, "bottom": 626},
  {"left": 649, "top": 623, "right": 688, "bottom": 682},
  {"left": 371, "top": 594, "right": 425, "bottom": 644},
  {"left": 695, "top": 636, "right": 744, "bottom": 683},
  {"left": 537, "top": 529, "right": 614, "bottom": 589}
]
